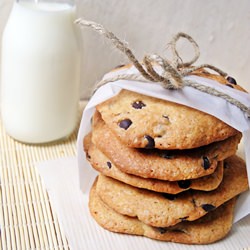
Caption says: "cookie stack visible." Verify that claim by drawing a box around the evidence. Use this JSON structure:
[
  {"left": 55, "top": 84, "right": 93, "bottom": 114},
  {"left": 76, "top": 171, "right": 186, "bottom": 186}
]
[{"left": 83, "top": 69, "right": 249, "bottom": 244}]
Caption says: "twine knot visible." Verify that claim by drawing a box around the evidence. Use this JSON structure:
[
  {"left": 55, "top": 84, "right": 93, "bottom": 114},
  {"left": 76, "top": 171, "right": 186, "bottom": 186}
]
[
  {"left": 141, "top": 54, "right": 183, "bottom": 90},
  {"left": 139, "top": 32, "right": 201, "bottom": 90},
  {"left": 75, "top": 18, "right": 250, "bottom": 119}
]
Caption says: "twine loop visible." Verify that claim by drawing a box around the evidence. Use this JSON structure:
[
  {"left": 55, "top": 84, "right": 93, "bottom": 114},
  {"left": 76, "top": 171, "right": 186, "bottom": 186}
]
[
  {"left": 142, "top": 54, "right": 183, "bottom": 89},
  {"left": 75, "top": 18, "right": 250, "bottom": 119},
  {"left": 170, "top": 32, "right": 200, "bottom": 68}
]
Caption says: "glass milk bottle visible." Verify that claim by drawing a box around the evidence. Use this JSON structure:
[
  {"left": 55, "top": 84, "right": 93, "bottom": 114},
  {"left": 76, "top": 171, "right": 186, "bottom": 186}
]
[{"left": 1, "top": 0, "right": 81, "bottom": 144}]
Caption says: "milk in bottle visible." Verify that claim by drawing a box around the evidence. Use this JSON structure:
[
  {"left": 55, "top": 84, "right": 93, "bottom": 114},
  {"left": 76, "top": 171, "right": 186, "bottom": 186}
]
[{"left": 1, "top": 0, "right": 81, "bottom": 143}]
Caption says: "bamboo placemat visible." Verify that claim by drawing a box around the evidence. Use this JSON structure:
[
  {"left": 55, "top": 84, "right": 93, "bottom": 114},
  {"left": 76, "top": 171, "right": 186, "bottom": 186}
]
[{"left": 0, "top": 102, "right": 86, "bottom": 250}]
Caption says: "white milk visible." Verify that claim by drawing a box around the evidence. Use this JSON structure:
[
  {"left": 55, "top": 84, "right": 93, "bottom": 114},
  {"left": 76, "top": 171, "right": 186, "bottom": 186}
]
[{"left": 1, "top": 0, "right": 81, "bottom": 143}]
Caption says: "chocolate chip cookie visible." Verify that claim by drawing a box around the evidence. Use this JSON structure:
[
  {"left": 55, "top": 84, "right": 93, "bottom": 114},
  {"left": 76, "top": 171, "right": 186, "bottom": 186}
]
[
  {"left": 95, "top": 155, "right": 248, "bottom": 227},
  {"left": 91, "top": 111, "right": 241, "bottom": 181},
  {"left": 84, "top": 133, "right": 224, "bottom": 193},
  {"left": 96, "top": 89, "right": 239, "bottom": 150},
  {"left": 89, "top": 178, "right": 237, "bottom": 244}
]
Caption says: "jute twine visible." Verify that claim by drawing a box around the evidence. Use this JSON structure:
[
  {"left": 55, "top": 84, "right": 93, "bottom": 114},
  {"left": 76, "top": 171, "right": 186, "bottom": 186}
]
[{"left": 75, "top": 19, "right": 250, "bottom": 118}]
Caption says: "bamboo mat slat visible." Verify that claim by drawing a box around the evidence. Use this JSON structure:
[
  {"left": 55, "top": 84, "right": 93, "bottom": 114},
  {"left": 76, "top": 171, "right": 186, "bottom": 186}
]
[{"left": 0, "top": 102, "right": 86, "bottom": 250}]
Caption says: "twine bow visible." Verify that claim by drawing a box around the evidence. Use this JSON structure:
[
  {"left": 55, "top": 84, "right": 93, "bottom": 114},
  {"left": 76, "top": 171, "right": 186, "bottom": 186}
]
[{"left": 75, "top": 19, "right": 250, "bottom": 119}]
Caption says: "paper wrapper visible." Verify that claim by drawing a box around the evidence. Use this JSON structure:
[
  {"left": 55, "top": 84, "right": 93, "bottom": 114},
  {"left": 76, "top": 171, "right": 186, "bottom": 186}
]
[{"left": 77, "top": 65, "right": 250, "bottom": 222}]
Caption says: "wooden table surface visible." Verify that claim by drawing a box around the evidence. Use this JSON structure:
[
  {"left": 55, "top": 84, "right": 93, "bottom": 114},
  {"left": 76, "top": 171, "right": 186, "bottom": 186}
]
[{"left": 0, "top": 102, "right": 86, "bottom": 250}]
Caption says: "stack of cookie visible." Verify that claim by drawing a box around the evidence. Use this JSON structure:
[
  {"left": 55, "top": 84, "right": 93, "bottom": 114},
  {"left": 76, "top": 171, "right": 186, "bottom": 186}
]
[{"left": 83, "top": 68, "right": 249, "bottom": 244}]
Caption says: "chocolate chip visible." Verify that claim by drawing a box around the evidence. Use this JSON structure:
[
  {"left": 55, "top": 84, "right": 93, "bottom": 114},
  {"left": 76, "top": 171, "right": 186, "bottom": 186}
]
[
  {"left": 106, "top": 161, "right": 112, "bottom": 169},
  {"left": 157, "top": 227, "right": 167, "bottom": 234},
  {"left": 177, "top": 180, "right": 191, "bottom": 189},
  {"left": 201, "top": 204, "right": 216, "bottom": 212},
  {"left": 226, "top": 76, "right": 237, "bottom": 85},
  {"left": 162, "top": 193, "right": 177, "bottom": 200},
  {"left": 160, "top": 150, "right": 174, "bottom": 159},
  {"left": 144, "top": 135, "right": 155, "bottom": 149},
  {"left": 202, "top": 156, "right": 211, "bottom": 170},
  {"left": 118, "top": 119, "right": 132, "bottom": 130},
  {"left": 226, "top": 83, "right": 234, "bottom": 88},
  {"left": 132, "top": 101, "right": 146, "bottom": 109}
]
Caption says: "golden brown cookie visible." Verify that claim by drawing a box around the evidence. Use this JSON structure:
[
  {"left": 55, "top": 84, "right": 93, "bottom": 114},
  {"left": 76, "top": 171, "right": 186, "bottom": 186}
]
[
  {"left": 96, "top": 89, "right": 239, "bottom": 150},
  {"left": 84, "top": 133, "right": 224, "bottom": 193},
  {"left": 89, "top": 179, "right": 237, "bottom": 244},
  {"left": 91, "top": 111, "right": 241, "bottom": 181},
  {"left": 96, "top": 155, "right": 248, "bottom": 227}
]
